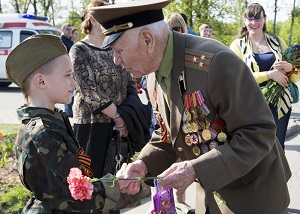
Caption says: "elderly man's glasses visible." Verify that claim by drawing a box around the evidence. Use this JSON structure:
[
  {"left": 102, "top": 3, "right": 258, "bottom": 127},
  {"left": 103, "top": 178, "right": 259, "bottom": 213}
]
[{"left": 245, "top": 16, "right": 265, "bottom": 22}]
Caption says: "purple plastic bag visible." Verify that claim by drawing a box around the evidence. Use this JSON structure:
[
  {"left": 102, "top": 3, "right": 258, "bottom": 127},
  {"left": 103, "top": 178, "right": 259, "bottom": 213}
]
[{"left": 151, "top": 179, "right": 177, "bottom": 214}]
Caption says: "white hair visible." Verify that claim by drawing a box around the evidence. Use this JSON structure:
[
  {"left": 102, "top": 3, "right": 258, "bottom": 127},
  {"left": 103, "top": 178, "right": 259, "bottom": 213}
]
[{"left": 127, "top": 20, "right": 169, "bottom": 43}]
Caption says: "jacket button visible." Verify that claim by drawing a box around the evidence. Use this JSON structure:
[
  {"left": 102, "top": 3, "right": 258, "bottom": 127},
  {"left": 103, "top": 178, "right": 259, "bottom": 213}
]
[{"left": 177, "top": 147, "right": 183, "bottom": 152}]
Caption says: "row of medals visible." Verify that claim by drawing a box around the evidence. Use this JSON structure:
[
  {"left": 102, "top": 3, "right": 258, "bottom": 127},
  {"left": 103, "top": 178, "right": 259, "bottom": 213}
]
[{"left": 182, "top": 106, "right": 227, "bottom": 156}]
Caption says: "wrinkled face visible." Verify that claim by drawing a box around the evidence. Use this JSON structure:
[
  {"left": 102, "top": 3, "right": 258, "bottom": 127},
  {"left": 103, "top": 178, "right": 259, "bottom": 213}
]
[
  {"left": 44, "top": 55, "right": 75, "bottom": 105},
  {"left": 110, "top": 30, "right": 155, "bottom": 78},
  {"left": 244, "top": 12, "right": 266, "bottom": 36}
]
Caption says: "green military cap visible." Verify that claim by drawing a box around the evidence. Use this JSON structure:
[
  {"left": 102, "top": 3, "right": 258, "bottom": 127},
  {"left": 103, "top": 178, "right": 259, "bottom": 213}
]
[
  {"left": 90, "top": 0, "right": 171, "bottom": 48},
  {"left": 5, "top": 34, "right": 67, "bottom": 87}
]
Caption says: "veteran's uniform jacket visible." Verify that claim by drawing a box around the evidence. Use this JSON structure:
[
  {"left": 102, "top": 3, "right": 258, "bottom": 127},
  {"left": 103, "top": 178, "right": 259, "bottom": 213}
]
[
  {"left": 138, "top": 31, "right": 291, "bottom": 214},
  {"left": 15, "top": 106, "right": 119, "bottom": 213}
]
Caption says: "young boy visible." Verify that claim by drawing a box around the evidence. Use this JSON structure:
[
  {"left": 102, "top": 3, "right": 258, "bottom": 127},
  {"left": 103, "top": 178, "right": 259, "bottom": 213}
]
[{"left": 5, "top": 34, "right": 123, "bottom": 213}]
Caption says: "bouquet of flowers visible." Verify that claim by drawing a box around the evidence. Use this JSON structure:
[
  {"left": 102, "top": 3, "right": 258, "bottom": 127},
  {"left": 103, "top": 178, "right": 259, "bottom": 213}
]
[{"left": 262, "top": 45, "right": 300, "bottom": 106}]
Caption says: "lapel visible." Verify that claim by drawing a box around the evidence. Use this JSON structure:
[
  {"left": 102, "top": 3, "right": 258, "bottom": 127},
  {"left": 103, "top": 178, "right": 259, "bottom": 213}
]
[
  {"left": 147, "top": 72, "right": 171, "bottom": 132},
  {"left": 146, "top": 32, "right": 186, "bottom": 144},
  {"left": 169, "top": 32, "right": 185, "bottom": 143}
]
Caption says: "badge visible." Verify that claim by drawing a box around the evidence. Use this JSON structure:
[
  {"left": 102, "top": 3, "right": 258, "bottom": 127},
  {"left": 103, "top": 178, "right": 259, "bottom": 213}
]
[
  {"left": 198, "top": 108, "right": 205, "bottom": 119},
  {"left": 190, "top": 133, "right": 198, "bottom": 144},
  {"left": 187, "top": 123, "right": 193, "bottom": 133},
  {"left": 190, "top": 122, "right": 199, "bottom": 132},
  {"left": 185, "top": 134, "right": 192, "bottom": 146},
  {"left": 186, "top": 110, "right": 192, "bottom": 121},
  {"left": 182, "top": 123, "right": 189, "bottom": 134},
  {"left": 193, "top": 146, "right": 201, "bottom": 156},
  {"left": 191, "top": 109, "right": 198, "bottom": 120},
  {"left": 204, "top": 118, "right": 210, "bottom": 129},
  {"left": 217, "top": 132, "right": 227, "bottom": 142},
  {"left": 209, "top": 141, "right": 218, "bottom": 150},
  {"left": 200, "top": 144, "right": 209, "bottom": 153},
  {"left": 202, "top": 129, "right": 212, "bottom": 141},
  {"left": 199, "top": 120, "right": 205, "bottom": 130}
]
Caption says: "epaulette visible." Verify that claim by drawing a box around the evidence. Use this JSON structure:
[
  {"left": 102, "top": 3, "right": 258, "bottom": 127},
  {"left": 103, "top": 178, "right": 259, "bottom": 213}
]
[
  {"left": 184, "top": 48, "right": 214, "bottom": 72},
  {"left": 26, "top": 118, "right": 44, "bottom": 135}
]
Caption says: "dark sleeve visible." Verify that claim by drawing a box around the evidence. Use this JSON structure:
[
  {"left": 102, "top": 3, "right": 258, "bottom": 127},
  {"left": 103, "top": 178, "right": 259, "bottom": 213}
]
[{"left": 23, "top": 128, "right": 112, "bottom": 212}]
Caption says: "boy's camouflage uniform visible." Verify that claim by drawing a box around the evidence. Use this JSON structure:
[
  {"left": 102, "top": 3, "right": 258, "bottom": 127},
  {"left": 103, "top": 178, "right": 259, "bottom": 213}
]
[{"left": 15, "top": 106, "right": 119, "bottom": 213}]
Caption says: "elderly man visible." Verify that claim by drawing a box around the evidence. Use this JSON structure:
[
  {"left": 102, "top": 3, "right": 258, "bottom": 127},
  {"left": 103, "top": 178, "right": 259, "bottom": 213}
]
[{"left": 91, "top": 0, "right": 291, "bottom": 213}]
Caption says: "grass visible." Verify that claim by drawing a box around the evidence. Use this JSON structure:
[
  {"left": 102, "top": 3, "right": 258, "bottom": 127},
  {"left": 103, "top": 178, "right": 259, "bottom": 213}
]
[
  {"left": 0, "top": 124, "right": 31, "bottom": 214},
  {"left": 0, "top": 184, "right": 31, "bottom": 214},
  {"left": 0, "top": 124, "right": 20, "bottom": 167}
]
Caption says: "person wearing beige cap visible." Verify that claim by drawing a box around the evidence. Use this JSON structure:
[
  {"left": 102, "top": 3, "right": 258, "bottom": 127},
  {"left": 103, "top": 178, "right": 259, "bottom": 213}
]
[
  {"left": 91, "top": 0, "right": 291, "bottom": 213},
  {"left": 5, "top": 34, "right": 129, "bottom": 213}
]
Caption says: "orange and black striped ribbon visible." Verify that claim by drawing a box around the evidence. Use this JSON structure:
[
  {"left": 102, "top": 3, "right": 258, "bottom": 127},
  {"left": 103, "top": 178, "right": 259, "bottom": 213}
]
[{"left": 76, "top": 147, "right": 94, "bottom": 177}]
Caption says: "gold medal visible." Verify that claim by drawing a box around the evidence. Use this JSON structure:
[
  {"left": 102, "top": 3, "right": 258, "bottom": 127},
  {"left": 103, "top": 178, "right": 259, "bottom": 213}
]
[
  {"left": 204, "top": 118, "right": 210, "bottom": 129},
  {"left": 193, "top": 146, "right": 201, "bottom": 156},
  {"left": 217, "top": 132, "right": 227, "bottom": 142},
  {"left": 202, "top": 129, "right": 212, "bottom": 141},
  {"left": 191, "top": 109, "right": 198, "bottom": 120},
  {"left": 191, "top": 122, "right": 199, "bottom": 132},
  {"left": 199, "top": 120, "right": 205, "bottom": 130},
  {"left": 185, "top": 134, "right": 192, "bottom": 146},
  {"left": 186, "top": 110, "right": 192, "bottom": 121},
  {"left": 187, "top": 123, "right": 193, "bottom": 133},
  {"left": 198, "top": 108, "right": 205, "bottom": 119}
]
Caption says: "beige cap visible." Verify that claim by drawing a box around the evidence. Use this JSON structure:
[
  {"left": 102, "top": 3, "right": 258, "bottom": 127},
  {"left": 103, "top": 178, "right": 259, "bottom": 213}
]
[
  {"left": 90, "top": 0, "right": 171, "bottom": 48},
  {"left": 5, "top": 34, "right": 67, "bottom": 86}
]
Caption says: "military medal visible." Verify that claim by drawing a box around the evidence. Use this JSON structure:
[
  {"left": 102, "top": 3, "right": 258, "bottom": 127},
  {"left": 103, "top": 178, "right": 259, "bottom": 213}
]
[
  {"left": 202, "top": 129, "right": 212, "bottom": 141},
  {"left": 209, "top": 141, "right": 218, "bottom": 150},
  {"left": 217, "top": 131, "right": 227, "bottom": 142},
  {"left": 186, "top": 110, "right": 192, "bottom": 121},
  {"left": 190, "top": 133, "right": 198, "bottom": 144},
  {"left": 197, "top": 133, "right": 202, "bottom": 144},
  {"left": 193, "top": 146, "right": 201, "bottom": 156},
  {"left": 190, "top": 122, "right": 199, "bottom": 132},
  {"left": 185, "top": 134, "right": 192, "bottom": 146},
  {"left": 182, "top": 123, "right": 189, "bottom": 134},
  {"left": 199, "top": 120, "right": 205, "bottom": 130},
  {"left": 200, "top": 144, "right": 209, "bottom": 153},
  {"left": 198, "top": 107, "right": 205, "bottom": 119},
  {"left": 204, "top": 118, "right": 210, "bottom": 129}
]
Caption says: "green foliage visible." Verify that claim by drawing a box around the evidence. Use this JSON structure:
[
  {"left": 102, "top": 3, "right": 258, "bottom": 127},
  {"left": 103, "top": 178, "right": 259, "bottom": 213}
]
[
  {"left": 0, "top": 125, "right": 19, "bottom": 167},
  {"left": 0, "top": 184, "right": 31, "bottom": 214}
]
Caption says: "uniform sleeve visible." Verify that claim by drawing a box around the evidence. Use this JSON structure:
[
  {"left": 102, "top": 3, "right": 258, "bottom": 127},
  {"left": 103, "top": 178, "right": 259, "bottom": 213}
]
[
  {"left": 190, "top": 50, "right": 277, "bottom": 192},
  {"left": 23, "top": 127, "right": 120, "bottom": 212},
  {"left": 69, "top": 45, "right": 111, "bottom": 112}
]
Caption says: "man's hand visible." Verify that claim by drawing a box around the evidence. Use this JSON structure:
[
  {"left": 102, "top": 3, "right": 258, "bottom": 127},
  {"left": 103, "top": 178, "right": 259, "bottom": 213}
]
[
  {"left": 116, "top": 160, "right": 148, "bottom": 195},
  {"left": 158, "top": 161, "right": 197, "bottom": 192}
]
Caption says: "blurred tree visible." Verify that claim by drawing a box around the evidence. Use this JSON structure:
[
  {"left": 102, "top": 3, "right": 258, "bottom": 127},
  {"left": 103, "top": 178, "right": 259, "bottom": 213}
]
[{"left": 273, "top": 0, "right": 278, "bottom": 34}]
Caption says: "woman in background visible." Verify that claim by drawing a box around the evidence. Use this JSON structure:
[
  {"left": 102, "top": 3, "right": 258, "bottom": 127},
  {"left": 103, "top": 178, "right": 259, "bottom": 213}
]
[
  {"left": 69, "top": 0, "right": 135, "bottom": 178},
  {"left": 230, "top": 3, "right": 299, "bottom": 150}
]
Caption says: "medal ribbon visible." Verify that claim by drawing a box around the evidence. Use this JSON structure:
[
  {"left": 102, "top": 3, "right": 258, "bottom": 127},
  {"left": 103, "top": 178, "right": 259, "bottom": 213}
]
[
  {"left": 195, "top": 90, "right": 210, "bottom": 115},
  {"left": 76, "top": 147, "right": 94, "bottom": 177}
]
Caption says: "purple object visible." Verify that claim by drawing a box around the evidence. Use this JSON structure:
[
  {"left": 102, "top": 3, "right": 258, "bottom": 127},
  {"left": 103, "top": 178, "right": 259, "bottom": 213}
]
[{"left": 151, "top": 179, "right": 177, "bottom": 214}]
